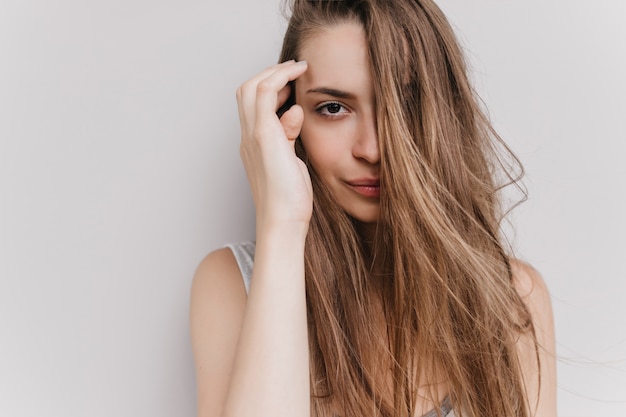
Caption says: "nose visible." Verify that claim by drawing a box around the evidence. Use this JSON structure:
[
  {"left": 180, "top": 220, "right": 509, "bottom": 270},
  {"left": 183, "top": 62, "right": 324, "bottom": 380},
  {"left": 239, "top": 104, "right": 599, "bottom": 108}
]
[{"left": 352, "top": 114, "right": 380, "bottom": 165}]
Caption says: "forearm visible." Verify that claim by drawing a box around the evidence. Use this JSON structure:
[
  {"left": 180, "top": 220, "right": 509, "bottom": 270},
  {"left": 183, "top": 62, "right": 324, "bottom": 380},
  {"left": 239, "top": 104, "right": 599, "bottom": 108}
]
[{"left": 221, "top": 225, "right": 310, "bottom": 417}]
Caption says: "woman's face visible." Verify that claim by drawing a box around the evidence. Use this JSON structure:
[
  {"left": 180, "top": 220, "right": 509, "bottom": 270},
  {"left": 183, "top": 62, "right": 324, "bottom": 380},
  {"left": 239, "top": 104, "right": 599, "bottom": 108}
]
[{"left": 295, "top": 22, "right": 380, "bottom": 224}]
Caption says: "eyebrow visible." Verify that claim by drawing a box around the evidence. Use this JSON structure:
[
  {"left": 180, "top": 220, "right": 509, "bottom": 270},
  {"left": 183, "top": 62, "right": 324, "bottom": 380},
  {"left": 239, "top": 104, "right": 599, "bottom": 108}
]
[{"left": 306, "top": 87, "right": 356, "bottom": 100}]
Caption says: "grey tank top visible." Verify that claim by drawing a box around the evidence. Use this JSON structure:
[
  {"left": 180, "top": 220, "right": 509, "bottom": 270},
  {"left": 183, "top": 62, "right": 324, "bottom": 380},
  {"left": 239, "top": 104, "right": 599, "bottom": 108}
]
[{"left": 225, "top": 241, "right": 456, "bottom": 417}]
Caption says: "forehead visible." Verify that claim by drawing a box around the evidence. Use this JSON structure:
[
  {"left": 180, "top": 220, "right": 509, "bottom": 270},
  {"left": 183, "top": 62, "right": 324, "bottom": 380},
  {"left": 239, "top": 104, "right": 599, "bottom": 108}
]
[{"left": 297, "top": 22, "right": 372, "bottom": 97}]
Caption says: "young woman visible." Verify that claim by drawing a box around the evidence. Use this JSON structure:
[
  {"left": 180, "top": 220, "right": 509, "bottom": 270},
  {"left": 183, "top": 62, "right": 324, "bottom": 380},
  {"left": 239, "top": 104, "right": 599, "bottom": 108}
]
[{"left": 190, "top": 1, "right": 556, "bottom": 417}]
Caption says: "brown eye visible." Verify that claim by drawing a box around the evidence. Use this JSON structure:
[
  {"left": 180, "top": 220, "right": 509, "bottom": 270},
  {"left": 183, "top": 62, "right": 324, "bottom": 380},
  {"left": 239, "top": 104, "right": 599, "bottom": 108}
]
[
  {"left": 326, "top": 103, "right": 341, "bottom": 113},
  {"left": 315, "top": 101, "right": 348, "bottom": 118}
]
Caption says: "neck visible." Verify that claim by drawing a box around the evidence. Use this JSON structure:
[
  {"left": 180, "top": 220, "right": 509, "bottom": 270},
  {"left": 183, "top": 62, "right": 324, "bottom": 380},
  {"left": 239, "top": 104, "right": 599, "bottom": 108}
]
[
  {"left": 353, "top": 220, "right": 385, "bottom": 277},
  {"left": 354, "top": 220, "right": 377, "bottom": 242}
]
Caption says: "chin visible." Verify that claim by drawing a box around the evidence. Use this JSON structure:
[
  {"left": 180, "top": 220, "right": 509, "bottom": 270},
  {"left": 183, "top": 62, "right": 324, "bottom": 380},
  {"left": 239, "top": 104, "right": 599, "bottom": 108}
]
[{"left": 346, "top": 208, "right": 380, "bottom": 225}]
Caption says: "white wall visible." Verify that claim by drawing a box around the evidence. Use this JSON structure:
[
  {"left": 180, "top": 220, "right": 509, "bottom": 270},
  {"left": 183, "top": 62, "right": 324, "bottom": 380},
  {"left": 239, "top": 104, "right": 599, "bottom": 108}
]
[{"left": 0, "top": 1, "right": 623, "bottom": 416}]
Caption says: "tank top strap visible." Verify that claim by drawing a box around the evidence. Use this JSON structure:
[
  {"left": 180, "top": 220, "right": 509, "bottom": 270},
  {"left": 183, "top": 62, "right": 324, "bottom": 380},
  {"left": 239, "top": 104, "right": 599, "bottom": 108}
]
[
  {"left": 225, "top": 241, "right": 255, "bottom": 293},
  {"left": 422, "top": 396, "right": 453, "bottom": 417}
]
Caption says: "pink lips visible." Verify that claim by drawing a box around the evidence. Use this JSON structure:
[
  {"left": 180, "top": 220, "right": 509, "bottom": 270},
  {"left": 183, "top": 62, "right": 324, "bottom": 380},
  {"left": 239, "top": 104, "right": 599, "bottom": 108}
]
[{"left": 345, "top": 178, "right": 381, "bottom": 198}]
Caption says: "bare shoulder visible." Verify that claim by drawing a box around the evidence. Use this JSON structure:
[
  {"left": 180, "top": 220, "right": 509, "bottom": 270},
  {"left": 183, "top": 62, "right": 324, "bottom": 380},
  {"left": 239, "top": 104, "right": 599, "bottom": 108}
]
[
  {"left": 190, "top": 247, "right": 247, "bottom": 328},
  {"left": 191, "top": 247, "right": 245, "bottom": 296},
  {"left": 509, "top": 258, "right": 554, "bottom": 350},
  {"left": 510, "top": 259, "right": 557, "bottom": 417},
  {"left": 190, "top": 248, "right": 247, "bottom": 417},
  {"left": 510, "top": 259, "right": 551, "bottom": 306}
]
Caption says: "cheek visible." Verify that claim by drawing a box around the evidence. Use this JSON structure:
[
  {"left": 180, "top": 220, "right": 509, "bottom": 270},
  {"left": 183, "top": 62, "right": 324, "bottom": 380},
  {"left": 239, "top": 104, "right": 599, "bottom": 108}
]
[
  {"left": 300, "top": 123, "right": 346, "bottom": 176},
  {"left": 301, "top": 138, "right": 338, "bottom": 176}
]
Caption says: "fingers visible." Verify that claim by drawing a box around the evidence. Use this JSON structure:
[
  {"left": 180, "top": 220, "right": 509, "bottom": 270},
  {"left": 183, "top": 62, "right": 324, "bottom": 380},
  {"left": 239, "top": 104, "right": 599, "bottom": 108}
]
[
  {"left": 276, "top": 83, "right": 292, "bottom": 111},
  {"left": 280, "top": 104, "right": 304, "bottom": 141},
  {"left": 236, "top": 60, "right": 307, "bottom": 141},
  {"left": 254, "top": 61, "right": 307, "bottom": 121},
  {"left": 236, "top": 60, "right": 294, "bottom": 125},
  {"left": 236, "top": 60, "right": 298, "bottom": 111}
]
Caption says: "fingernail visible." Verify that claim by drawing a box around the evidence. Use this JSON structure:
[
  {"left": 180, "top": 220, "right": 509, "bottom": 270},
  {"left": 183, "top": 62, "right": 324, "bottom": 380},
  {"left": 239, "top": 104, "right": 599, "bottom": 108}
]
[{"left": 296, "top": 60, "right": 307, "bottom": 66}]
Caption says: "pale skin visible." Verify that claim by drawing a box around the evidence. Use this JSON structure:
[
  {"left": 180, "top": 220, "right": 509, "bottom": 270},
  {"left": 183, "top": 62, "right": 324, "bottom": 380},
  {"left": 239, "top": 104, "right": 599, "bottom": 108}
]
[{"left": 190, "top": 23, "right": 557, "bottom": 417}]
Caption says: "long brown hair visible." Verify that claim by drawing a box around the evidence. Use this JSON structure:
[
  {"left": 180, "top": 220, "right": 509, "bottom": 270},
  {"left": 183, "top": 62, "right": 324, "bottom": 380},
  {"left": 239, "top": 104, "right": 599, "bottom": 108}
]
[{"left": 278, "top": 1, "right": 537, "bottom": 416}]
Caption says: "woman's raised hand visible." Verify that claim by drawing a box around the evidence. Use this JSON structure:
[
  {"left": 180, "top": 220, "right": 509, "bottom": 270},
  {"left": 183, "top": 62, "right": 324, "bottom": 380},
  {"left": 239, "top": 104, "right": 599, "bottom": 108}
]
[{"left": 236, "top": 60, "right": 312, "bottom": 233}]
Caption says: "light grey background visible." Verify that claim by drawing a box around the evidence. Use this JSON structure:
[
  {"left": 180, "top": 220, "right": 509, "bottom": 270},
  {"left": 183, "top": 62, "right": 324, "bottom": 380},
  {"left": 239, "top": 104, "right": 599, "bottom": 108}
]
[{"left": 0, "top": 1, "right": 624, "bottom": 416}]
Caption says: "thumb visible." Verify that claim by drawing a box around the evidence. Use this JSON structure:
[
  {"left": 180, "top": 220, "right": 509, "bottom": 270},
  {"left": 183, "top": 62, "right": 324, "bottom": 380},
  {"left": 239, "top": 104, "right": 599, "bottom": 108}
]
[{"left": 280, "top": 104, "right": 304, "bottom": 141}]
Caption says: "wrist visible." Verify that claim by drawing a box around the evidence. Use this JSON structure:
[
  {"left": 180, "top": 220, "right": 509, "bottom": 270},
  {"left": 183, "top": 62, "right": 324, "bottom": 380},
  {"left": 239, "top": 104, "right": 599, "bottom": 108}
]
[{"left": 255, "top": 218, "right": 310, "bottom": 244}]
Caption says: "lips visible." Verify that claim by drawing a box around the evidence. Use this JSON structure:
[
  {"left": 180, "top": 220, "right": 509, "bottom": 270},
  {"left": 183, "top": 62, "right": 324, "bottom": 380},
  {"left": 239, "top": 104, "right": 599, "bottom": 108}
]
[{"left": 345, "top": 178, "right": 381, "bottom": 198}]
